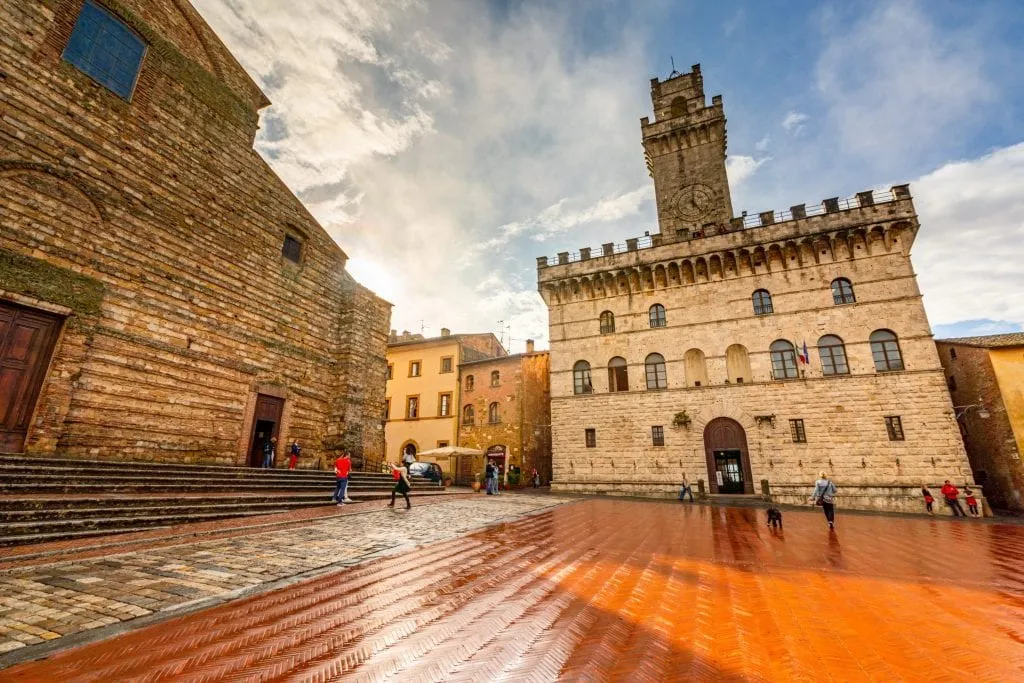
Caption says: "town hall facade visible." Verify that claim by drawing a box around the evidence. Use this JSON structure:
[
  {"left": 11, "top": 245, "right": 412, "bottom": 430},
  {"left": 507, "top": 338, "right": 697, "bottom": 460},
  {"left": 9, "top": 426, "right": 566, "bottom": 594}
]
[{"left": 537, "top": 65, "right": 977, "bottom": 513}]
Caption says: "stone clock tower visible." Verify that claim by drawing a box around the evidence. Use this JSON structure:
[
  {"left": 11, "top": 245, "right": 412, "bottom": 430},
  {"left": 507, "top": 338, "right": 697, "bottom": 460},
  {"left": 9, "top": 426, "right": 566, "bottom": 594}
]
[{"left": 641, "top": 64, "right": 734, "bottom": 237}]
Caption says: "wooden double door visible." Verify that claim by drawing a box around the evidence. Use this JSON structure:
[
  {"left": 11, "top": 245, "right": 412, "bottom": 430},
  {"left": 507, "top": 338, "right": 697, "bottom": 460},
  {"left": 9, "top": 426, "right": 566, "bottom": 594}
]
[
  {"left": 0, "top": 301, "right": 62, "bottom": 452},
  {"left": 703, "top": 417, "right": 755, "bottom": 494}
]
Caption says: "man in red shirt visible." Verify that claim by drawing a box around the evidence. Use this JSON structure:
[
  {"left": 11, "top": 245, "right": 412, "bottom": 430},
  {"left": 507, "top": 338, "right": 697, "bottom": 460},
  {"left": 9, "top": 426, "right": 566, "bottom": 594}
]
[
  {"left": 333, "top": 451, "right": 352, "bottom": 506},
  {"left": 941, "top": 480, "right": 966, "bottom": 517}
]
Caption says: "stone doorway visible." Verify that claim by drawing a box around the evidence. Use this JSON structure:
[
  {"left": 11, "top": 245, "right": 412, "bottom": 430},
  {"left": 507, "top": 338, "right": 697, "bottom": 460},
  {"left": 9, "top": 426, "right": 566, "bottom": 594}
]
[
  {"left": 703, "top": 417, "right": 754, "bottom": 494},
  {"left": 0, "top": 300, "right": 62, "bottom": 453},
  {"left": 247, "top": 394, "right": 284, "bottom": 467}
]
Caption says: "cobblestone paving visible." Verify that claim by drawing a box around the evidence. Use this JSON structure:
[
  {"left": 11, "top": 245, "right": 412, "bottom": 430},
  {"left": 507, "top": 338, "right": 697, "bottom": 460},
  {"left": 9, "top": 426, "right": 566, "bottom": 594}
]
[
  {"left": 0, "top": 495, "right": 570, "bottom": 658},
  {"left": 5, "top": 499, "right": 1024, "bottom": 681}
]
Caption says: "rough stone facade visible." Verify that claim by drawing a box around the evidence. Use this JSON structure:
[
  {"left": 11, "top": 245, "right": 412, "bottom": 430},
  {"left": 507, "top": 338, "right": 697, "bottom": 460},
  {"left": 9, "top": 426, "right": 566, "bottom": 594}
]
[
  {"left": 537, "top": 65, "right": 977, "bottom": 513},
  {"left": 457, "top": 344, "right": 552, "bottom": 486},
  {"left": 937, "top": 335, "right": 1024, "bottom": 511},
  {"left": 0, "top": 0, "right": 390, "bottom": 466}
]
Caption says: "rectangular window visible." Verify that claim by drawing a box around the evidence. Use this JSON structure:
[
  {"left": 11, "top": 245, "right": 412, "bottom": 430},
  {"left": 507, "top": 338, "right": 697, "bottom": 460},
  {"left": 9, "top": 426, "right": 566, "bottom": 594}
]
[
  {"left": 63, "top": 0, "right": 146, "bottom": 100},
  {"left": 282, "top": 235, "right": 303, "bottom": 263},
  {"left": 949, "top": 348, "right": 957, "bottom": 360},
  {"left": 440, "top": 356, "right": 453, "bottom": 373},
  {"left": 384, "top": 399, "right": 390, "bottom": 420},
  {"left": 438, "top": 392, "right": 452, "bottom": 417},
  {"left": 387, "top": 364, "right": 393, "bottom": 380},
  {"left": 652, "top": 426, "right": 665, "bottom": 447},
  {"left": 437, "top": 441, "right": 449, "bottom": 448},
  {"left": 885, "top": 416, "right": 904, "bottom": 441},
  {"left": 789, "top": 419, "right": 807, "bottom": 443},
  {"left": 585, "top": 428, "right": 596, "bottom": 448},
  {"left": 406, "top": 396, "right": 419, "bottom": 419},
  {"left": 409, "top": 361, "right": 421, "bottom": 377},
  {"left": 947, "top": 376, "right": 957, "bottom": 392}
]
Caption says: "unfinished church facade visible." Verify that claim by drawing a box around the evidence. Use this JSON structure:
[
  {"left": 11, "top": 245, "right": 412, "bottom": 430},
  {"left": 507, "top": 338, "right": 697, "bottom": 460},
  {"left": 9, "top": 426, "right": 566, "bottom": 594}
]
[
  {"left": 0, "top": 0, "right": 389, "bottom": 466},
  {"left": 537, "top": 65, "right": 977, "bottom": 513}
]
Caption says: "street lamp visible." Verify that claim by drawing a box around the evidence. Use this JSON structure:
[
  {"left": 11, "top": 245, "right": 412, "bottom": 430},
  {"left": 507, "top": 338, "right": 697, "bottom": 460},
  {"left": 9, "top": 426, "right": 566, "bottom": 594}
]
[{"left": 954, "top": 397, "right": 990, "bottom": 421}]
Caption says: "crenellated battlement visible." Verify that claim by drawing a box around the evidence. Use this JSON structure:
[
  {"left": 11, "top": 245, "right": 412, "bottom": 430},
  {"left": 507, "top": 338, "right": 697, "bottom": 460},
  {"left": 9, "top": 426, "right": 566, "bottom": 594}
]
[{"left": 537, "top": 184, "right": 912, "bottom": 277}]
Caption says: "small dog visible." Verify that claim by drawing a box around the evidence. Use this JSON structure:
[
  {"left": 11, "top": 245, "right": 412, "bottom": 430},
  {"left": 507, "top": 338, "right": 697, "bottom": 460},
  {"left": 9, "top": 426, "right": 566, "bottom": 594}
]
[{"left": 766, "top": 506, "right": 783, "bottom": 529}]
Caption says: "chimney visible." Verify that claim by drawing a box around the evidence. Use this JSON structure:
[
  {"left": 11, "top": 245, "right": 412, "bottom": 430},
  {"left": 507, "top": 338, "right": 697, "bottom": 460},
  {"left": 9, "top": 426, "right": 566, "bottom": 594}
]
[
  {"left": 440, "top": 328, "right": 450, "bottom": 337},
  {"left": 526, "top": 339, "right": 535, "bottom": 353}
]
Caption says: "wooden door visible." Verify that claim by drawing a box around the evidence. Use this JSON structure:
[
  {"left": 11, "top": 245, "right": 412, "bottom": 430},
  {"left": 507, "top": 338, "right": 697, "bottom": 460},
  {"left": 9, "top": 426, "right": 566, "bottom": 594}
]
[
  {"left": 0, "top": 301, "right": 62, "bottom": 452},
  {"left": 703, "top": 417, "right": 754, "bottom": 494},
  {"left": 247, "top": 394, "right": 284, "bottom": 466}
]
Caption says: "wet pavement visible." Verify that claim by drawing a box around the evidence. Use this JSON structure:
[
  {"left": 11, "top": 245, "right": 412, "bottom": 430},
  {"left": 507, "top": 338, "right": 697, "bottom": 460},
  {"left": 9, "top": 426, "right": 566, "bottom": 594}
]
[
  {"left": 0, "top": 494, "right": 568, "bottom": 661},
  {"left": 3, "top": 497, "right": 1022, "bottom": 681}
]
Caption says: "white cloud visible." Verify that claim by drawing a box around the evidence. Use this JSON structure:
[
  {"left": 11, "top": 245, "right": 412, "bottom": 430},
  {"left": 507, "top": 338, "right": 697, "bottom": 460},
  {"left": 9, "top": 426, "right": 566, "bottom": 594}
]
[
  {"left": 815, "top": 0, "right": 995, "bottom": 159},
  {"left": 913, "top": 142, "right": 1024, "bottom": 329},
  {"left": 781, "top": 110, "right": 808, "bottom": 135},
  {"left": 754, "top": 135, "right": 771, "bottom": 152},
  {"left": 193, "top": 0, "right": 656, "bottom": 352},
  {"left": 726, "top": 155, "right": 770, "bottom": 186}
]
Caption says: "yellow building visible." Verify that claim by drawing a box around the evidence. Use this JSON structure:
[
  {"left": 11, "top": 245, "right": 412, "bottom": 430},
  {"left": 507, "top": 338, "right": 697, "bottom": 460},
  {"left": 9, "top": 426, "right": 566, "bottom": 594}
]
[
  {"left": 937, "top": 334, "right": 1024, "bottom": 511},
  {"left": 385, "top": 329, "right": 505, "bottom": 472}
]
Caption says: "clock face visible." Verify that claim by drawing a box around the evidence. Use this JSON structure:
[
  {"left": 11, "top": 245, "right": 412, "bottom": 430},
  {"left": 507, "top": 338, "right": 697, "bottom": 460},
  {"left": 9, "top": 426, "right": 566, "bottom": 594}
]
[{"left": 670, "top": 184, "right": 714, "bottom": 221}]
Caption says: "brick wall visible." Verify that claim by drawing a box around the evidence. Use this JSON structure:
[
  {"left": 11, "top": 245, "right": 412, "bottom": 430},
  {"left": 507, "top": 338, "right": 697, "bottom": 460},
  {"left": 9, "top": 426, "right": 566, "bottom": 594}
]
[
  {"left": 937, "top": 342, "right": 1024, "bottom": 510},
  {"left": 0, "top": 1, "right": 389, "bottom": 465}
]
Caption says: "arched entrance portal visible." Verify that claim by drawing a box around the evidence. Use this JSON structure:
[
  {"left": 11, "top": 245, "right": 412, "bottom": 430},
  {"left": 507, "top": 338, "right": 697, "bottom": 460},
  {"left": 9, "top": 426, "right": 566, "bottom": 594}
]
[{"left": 703, "top": 418, "right": 754, "bottom": 494}]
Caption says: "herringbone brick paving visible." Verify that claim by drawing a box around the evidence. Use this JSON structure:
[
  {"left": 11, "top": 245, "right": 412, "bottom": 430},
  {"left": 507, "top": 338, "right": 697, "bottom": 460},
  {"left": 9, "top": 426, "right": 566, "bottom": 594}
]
[
  {"left": 0, "top": 496, "right": 568, "bottom": 658},
  {"left": 4, "top": 498, "right": 1024, "bottom": 681}
]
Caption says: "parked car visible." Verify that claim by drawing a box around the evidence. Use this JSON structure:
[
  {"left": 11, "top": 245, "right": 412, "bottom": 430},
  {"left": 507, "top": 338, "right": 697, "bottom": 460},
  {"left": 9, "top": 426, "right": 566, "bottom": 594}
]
[{"left": 409, "top": 461, "right": 443, "bottom": 483}]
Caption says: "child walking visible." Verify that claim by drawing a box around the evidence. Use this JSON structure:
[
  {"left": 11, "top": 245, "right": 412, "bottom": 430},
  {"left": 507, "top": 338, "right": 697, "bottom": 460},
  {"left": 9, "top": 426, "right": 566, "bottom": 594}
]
[
  {"left": 965, "top": 487, "right": 980, "bottom": 517},
  {"left": 921, "top": 485, "right": 935, "bottom": 515}
]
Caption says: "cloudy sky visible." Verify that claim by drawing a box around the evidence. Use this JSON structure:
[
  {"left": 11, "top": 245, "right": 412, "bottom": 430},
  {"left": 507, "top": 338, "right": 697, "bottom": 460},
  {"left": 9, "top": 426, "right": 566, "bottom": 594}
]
[{"left": 194, "top": 0, "right": 1024, "bottom": 351}]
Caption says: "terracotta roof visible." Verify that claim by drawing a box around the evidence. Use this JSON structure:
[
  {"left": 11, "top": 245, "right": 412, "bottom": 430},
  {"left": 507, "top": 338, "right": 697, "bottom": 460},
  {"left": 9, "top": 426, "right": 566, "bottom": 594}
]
[{"left": 937, "top": 332, "right": 1024, "bottom": 348}]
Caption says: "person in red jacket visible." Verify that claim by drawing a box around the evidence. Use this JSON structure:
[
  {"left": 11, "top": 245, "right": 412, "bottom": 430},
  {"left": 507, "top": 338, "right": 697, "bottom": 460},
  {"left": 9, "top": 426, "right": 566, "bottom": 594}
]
[
  {"left": 941, "top": 480, "right": 966, "bottom": 517},
  {"left": 333, "top": 451, "right": 352, "bottom": 506},
  {"left": 965, "top": 487, "right": 980, "bottom": 517}
]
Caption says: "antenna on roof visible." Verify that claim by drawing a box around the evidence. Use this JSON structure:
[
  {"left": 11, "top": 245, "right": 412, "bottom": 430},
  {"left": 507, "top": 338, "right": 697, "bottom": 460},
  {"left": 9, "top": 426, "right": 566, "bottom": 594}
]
[{"left": 668, "top": 56, "right": 681, "bottom": 79}]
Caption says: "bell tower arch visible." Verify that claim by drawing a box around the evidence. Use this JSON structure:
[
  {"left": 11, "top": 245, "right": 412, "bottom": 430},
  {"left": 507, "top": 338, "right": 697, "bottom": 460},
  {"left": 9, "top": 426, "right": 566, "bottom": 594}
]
[{"left": 640, "top": 64, "right": 733, "bottom": 238}]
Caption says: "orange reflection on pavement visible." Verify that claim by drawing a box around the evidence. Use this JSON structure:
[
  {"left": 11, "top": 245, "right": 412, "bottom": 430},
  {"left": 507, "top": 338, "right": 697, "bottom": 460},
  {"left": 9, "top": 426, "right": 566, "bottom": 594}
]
[{"left": 4, "top": 499, "right": 1023, "bottom": 681}]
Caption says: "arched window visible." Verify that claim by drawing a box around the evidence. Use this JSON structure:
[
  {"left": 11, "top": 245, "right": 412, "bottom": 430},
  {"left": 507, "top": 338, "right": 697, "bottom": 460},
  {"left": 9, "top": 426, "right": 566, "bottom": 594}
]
[
  {"left": 490, "top": 370, "right": 500, "bottom": 386},
  {"left": 818, "top": 335, "right": 849, "bottom": 375},
  {"left": 645, "top": 353, "right": 667, "bottom": 390},
  {"left": 463, "top": 404, "right": 475, "bottom": 425},
  {"left": 726, "top": 344, "right": 752, "bottom": 384},
  {"left": 870, "top": 330, "right": 904, "bottom": 372},
  {"left": 649, "top": 304, "right": 667, "bottom": 328},
  {"left": 684, "top": 348, "right": 708, "bottom": 387},
  {"left": 770, "top": 340, "right": 798, "bottom": 379},
  {"left": 752, "top": 290, "right": 774, "bottom": 315},
  {"left": 573, "top": 360, "right": 593, "bottom": 394},
  {"left": 831, "top": 278, "right": 855, "bottom": 305},
  {"left": 465, "top": 375, "right": 474, "bottom": 391},
  {"left": 488, "top": 402, "right": 500, "bottom": 423},
  {"left": 608, "top": 356, "right": 629, "bottom": 392},
  {"left": 599, "top": 311, "right": 615, "bottom": 334}
]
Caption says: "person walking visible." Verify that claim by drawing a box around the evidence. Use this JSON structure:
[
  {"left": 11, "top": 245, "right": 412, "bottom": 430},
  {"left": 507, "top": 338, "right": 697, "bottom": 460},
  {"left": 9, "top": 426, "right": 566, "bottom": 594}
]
[
  {"left": 965, "top": 487, "right": 980, "bottom": 517},
  {"left": 940, "top": 480, "right": 966, "bottom": 517},
  {"left": 402, "top": 448, "right": 416, "bottom": 475},
  {"left": 678, "top": 474, "right": 694, "bottom": 502},
  {"left": 531, "top": 467, "right": 540, "bottom": 488},
  {"left": 388, "top": 462, "right": 412, "bottom": 510},
  {"left": 262, "top": 437, "right": 277, "bottom": 469},
  {"left": 485, "top": 461, "right": 495, "bottom": 495},
  {"left": 288, "top": 440, "right": 302, "bottom": 470},
  {"left": 811, "top": 471, "right": 837, "bottom": 529},
  {"left": 332, "top": 450, "right": 352, "bottom": 505},
  {"left": 921, "top": 485, "right": 935, "bottom": 515}
]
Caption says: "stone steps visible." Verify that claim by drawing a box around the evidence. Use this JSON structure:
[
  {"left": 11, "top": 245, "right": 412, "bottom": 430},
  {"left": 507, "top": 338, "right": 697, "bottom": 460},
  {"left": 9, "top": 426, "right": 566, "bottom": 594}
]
[{"left": 0, "top": 455, "right": 449, "bottom": 546}]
